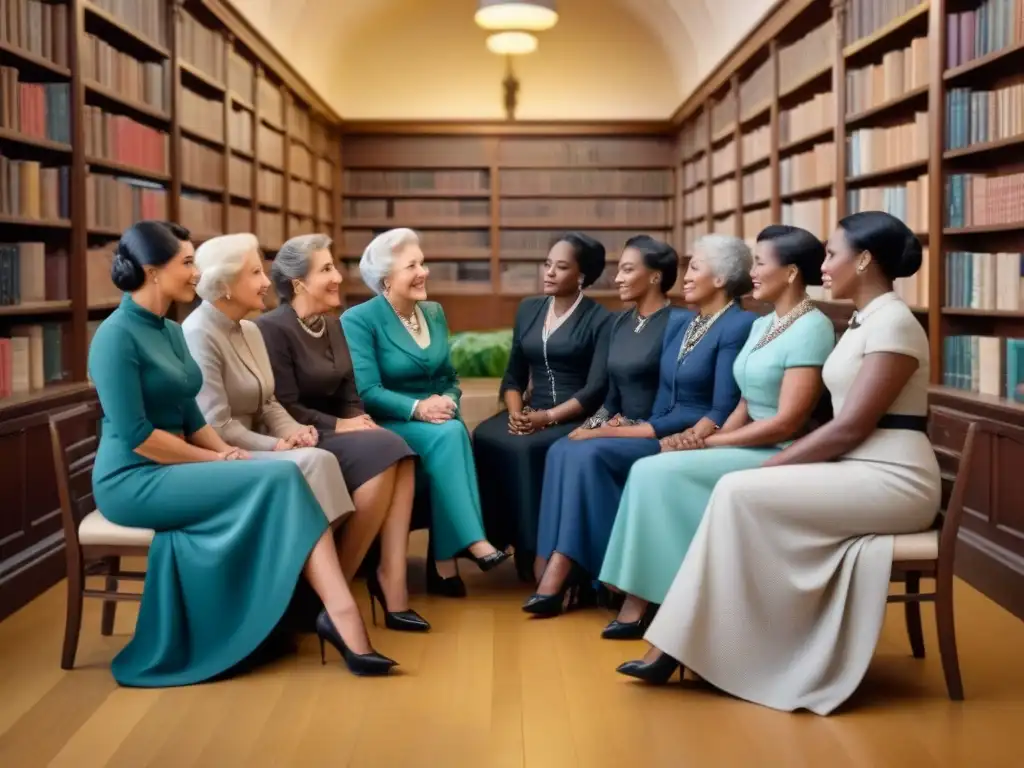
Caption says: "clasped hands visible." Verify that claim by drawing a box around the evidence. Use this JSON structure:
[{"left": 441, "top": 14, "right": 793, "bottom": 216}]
[
  {"left": 273, "top": 424, "right": 320, "bottom": 451},
  {"left": 507, "top": 408, "right": 554, "bottom": 435},
  {"left": 415, "top": 395, "right": 457, "bottom": 424},
  {"left": 659, "top": 428, "right": 705, "bottom": 452},
  {"left": 567, "top": 414, "right": 626, "bottom": 440}
]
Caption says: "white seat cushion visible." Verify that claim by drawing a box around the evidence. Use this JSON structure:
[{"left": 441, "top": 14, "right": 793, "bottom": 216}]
[
  {"left": 892, "top": 530, "right": 939, "bottom": 561},
  {"left": 79, "top": 510, "right": 154, "bottom": 547}
]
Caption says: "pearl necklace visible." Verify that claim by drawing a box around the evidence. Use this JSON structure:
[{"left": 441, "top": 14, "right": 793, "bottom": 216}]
[
  {"left": 387, "top": 298, "right": 420, "bottom": 334},
  {"left": 296, "top": 313, "right": 326, "bottom": 339}
]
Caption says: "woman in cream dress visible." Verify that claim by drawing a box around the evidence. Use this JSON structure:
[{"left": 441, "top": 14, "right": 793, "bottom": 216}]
[
  {"left": 182, "top": 235, "right": 357, "bottom": 533},
  {"left": 617, "top": 211, "right": 941, "bottom": 716}
]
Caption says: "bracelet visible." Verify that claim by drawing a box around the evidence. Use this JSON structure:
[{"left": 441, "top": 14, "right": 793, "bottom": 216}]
[{"left": 546, "top": 409, "right": 557, "bottom": 426}]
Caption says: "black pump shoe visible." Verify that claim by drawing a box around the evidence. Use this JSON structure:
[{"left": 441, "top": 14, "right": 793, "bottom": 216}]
[
  {"left": 455, "top": 546, "right": 511, "bottom": 572},
  {"left": 314, "top": 610, "right": 397, "bottom": 677},
  {"left": 367, "top": 571, "right": 430, "bottom": 633},
  {"left": 601, "top": 602, "right": 660, "bottom": 640},
  {"left": 616, "top": 652, "right": 681, "bottom": 684},
  {"left": 426, "top": 549, "right": 467, "bottom": 598},
  {"left": 522, "top": 561, "right": 588, "bottom": 618}
]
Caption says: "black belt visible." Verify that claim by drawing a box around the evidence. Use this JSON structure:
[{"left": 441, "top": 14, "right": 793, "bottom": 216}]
[{"left": 877, "top": 414, "right": 928, "bottom": 432}]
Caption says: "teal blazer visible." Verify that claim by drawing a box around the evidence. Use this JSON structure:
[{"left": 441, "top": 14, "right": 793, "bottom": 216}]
[{"left": 341, "top": 295, "right": 462, "bottom": 422}]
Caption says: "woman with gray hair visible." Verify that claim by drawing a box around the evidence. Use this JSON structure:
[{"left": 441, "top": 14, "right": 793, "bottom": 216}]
[
  {"left": 522, "top": 234, "right": 757, "bottom": 617},
  {"left": 256, "top": 233, "right": 428, "bottom": 633},
  {"left": 341, "top": 228, "right": 510, "bottom": 598}
]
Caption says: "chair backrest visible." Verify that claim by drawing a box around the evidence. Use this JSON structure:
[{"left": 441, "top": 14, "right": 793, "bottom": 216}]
[{"left": 49, "top": 401, "right": 103, "bottom": 558}]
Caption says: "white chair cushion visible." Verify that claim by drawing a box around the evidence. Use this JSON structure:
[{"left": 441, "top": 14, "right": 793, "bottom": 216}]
[
  {"left": 79, "top": 510, "right": 154, "bottom": 547},
  {"left": 892, "top": 530, "right": 939, "bottom": 561}
]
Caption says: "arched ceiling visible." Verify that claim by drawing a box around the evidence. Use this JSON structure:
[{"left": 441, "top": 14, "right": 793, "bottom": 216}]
[{"left": 229, "top": 0, "right": 775, "bottom": 119}]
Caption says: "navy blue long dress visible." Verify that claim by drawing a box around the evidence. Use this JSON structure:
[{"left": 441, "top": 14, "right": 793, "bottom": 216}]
[{"left": 535, "top": 302, "right": 756, "bottom": 579}]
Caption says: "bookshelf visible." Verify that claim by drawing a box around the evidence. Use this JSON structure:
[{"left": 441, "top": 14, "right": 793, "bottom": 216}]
[
  {"left": 0, "top": 0, "right": 341, "bottom": 621},
  {"left": 337, "top": 128, "right": 675, "bottom": 330}
]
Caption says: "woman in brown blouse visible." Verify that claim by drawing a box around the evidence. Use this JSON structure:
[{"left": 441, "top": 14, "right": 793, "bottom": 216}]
[{"left": 256, "top": 234, "right": 427, "bottom": 633}]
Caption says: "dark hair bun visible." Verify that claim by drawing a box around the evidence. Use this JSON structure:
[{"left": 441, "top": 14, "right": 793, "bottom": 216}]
[
  {"left": 756, "top": 224, "right": 826, "bottom": 287},
  {"left": 110, "top": 248, "right": 145, "bottom": 292},
  {"left": 556, "top": 232, "right": 607, "bottom": 288},
  {"left": 838, "top": 211, "right": 922, "bottom": 281},
  {"left": 895, "top": 233, "right": 923, "bottom": 279}
]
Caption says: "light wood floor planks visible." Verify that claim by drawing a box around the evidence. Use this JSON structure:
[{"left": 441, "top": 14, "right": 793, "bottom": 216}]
[{"left": 2, "top": 532, "right": 1023, "bottom": 767}]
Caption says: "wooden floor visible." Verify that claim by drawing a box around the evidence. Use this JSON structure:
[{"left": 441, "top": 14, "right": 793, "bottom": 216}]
[{"left": 2, "top": 532, "right": 1023, "bottom": 768}]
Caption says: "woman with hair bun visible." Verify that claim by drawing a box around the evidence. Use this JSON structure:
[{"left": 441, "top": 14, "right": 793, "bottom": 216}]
[
  {"left": 89, "top": 221, "right": 397, "bottom": 685},
  {"left": 599, "top": 224, "right": 835, "bottom": 639},
  {"left": 474, "top": 232, "right": 614, "bottom": 581},
  {"left": 618, "top": 211, "right": 941, "bottom": 717},
  {"left": 523, "top": 234, "right": 757, "bottom": 616}
]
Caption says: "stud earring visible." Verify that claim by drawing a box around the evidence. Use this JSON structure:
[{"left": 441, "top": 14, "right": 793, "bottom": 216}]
[{"left": 226, "top": 293, "right": 232, "bottom": 301}]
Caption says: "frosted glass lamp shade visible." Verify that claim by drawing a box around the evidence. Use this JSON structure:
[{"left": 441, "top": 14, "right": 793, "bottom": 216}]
[
  {"left": 475, "top": 1, "right": 558, "bottom": 31},
  {"left": 486, "top": 31, "right": 539, "bottom": 55}
]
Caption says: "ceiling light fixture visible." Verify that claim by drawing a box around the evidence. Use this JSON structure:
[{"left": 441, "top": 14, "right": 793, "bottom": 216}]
[
  {"left": 475, "top": 0, "right": 558, "bottom": 32},
  {"left": 486, "top": 31, "right": 539, "bottom": 55}
]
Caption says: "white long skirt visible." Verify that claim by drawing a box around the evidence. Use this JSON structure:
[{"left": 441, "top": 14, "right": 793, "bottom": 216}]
[
  {"left": 249, "top": 447, "right": 354, "bottom": 526},
  {"left": 645, "top": 458, "right": 940, "bottom": 715}
]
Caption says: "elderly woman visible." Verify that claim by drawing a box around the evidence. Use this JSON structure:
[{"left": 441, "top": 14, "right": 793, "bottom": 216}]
[
  {"left": 473, "top": 232, "right": 612, "bottom": 582},
  {"left": 523, "top": 234, "right": 757, "bottom": 617},
  {"left": 256, "top": 234, "right": 427, "bottom": 633},
  {"left": 340, "top": 228, "right": 509, "bottom": 597}
]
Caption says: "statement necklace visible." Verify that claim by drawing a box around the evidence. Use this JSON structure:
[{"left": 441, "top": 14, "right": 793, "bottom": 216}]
[
  {"left": 634, "top": 300, "right": 671, "bottom": 334},
  {"left": 296, "top": 312, "right": 326, "bottom": 339},
  {"left": 387, "top": 297, "right": 421, "bottom": 334},
  {"left": 677, "top": 300, "right": 733, "bottom": 361},
  {"left": 752, "top": 297, "right": 814, "bottom": 351}
]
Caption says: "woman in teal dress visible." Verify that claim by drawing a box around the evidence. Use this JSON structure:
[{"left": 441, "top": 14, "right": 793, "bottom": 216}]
[
  {"left": 599, "top": 225, "right": 836, "bottom": 638},
  {"left": 89, "top": 221, "right": 396, "bottom": 685},
  {"left": 341, "top": 228, "right": 510, "bottom": 597}
]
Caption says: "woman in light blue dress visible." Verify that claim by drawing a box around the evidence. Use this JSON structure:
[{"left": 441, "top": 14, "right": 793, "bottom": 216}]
[{"left": 598, "top": 225, "right": 836, "bottom": 638}]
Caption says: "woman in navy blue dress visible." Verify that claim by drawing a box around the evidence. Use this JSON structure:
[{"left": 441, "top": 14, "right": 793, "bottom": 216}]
[{"left": 524, "top": 234, "right": 757, "bottom": 617}]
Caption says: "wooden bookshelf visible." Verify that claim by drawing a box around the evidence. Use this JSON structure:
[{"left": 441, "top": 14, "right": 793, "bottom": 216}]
[
  {"left": 668, "top": 0, "right": 1024, "bottom": 620},
  {"left": 0, "top": 0, "right": 341, "bottom": 622},
  {"left": 337, "top": 128, "right": 676, "bottom": 330}
]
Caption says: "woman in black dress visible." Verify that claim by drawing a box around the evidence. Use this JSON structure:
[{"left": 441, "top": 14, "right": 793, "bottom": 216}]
[
  {"left": 256, "top": 233, "right": 427, "bottom": 633},
  {"left": 474, "top": 232, "right": 612, "bottom": 580}
]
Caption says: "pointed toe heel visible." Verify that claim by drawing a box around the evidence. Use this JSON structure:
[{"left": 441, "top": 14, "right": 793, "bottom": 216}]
[
  {"left": 615, "top": 652, "right": 681, "bottom": 685},
  {"left": 315, "top": 610, "right": 397, "bottom": 677},
  {"left": 601, "top": 603, "right": 659, "bottom": 640},
  {"left": 367, "top": 572, "right": 431, "bottom": 633}
]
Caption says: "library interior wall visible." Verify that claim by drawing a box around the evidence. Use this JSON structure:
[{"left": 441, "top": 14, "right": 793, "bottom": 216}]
[{"left": 228, "top": 0, "right": 777, "bottom": 119}]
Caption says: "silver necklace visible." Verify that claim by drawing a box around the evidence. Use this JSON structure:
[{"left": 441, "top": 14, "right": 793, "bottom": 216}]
[
  {"left": 387, "top": 297, "right": 421, "bottom": 334},
  {"left": 297, "top": 313, "right": 326, "bottom": 338},
  {"left": 677, "top": 300, "right": 733, "bottom": 361},
  {"left": 634, "top": 300, "right": 671, "bottom": 333}
]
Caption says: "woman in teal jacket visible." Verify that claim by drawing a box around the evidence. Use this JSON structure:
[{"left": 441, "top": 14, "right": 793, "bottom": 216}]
[{"left": 341, "top": 228, "right": 510, "bottom": 596}]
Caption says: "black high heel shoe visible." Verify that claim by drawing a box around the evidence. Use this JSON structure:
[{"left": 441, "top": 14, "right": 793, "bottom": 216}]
[
  {"left": 367, "top": 571, "right": 430, "bottom": 633},
  {"left": 315, "top": 609, "right": 397, "bottom": 677},
  {"left": 522, "top": 561, "right": 587, "bottom": 618},
  {"left": 601, "top": 602, "right": 659, "bottom": 640},
  {"left": 616, "top": 651, "right": 681, "bottom": 684},
  {"left": 426, "top": 548, "right": 467, "bottom": 598},
  {"left": 455, "top": 546, "right": 511, "bottom": 572}
]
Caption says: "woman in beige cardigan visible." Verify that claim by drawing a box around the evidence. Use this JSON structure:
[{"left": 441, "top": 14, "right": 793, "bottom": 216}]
[{"left": 181, "top": 234, "right": 385, "bottom": 585}]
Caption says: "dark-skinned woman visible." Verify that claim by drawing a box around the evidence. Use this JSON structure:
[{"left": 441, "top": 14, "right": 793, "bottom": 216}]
[
  {"left": 474, "top": 233, "right": 612, "bottom": 581},
  {"left": 619, "top": 212, "right": 940, "bottom": 717},
  {"left": 599, "top": 225, "right": 835, "bottom": 639},
  {"left": 523, "top": 234, "right": 757, "bottom": 616}
]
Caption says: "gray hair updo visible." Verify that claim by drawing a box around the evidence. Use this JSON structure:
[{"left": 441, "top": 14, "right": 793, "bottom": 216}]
[
  {"left": 359, "top": 228, "right": 421, "bottom": 295},
  {"left": 694, "top": 234, "right": 754, "bottom": 298},
  {"left": 194, "top": 233, "right": 260, "bottom": 302},
  {"left": 270, "top": 233, "right": 333, "bottom": 302}
]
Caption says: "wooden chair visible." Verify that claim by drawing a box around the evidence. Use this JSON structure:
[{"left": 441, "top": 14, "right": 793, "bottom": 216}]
[
  {"left": 887, "top": 418, "right": 988, "bottom": 702},
  {"left": 49, "top": 401, "right": 153, "bottom": 670}
]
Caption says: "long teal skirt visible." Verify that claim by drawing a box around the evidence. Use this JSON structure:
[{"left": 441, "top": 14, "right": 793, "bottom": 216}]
[
  {"left": 599, "top": 446, "right": 778, "bottom": 605},
  {"left": 94, "top": 459, "right": 327, "bottom": 687},
  {"left": 381, "top": 418, "right": 487, "bottom": 559}
]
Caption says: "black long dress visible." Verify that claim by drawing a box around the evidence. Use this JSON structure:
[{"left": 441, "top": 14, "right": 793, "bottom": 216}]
[{"left": 473, "top": 295, "right": 612, "bottom": 578}]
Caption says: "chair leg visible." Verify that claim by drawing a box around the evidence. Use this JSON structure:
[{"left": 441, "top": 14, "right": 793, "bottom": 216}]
[
  {"left": 101, "top": 556, "right": 120, "bottom": 636},
  {"left": 903, "top": 571, "right": 925, "bottom": 659},
  {"left": 62, "top": 562, "right": 84, "bottom": 670},
  {"left": 935, "top": 569, "right": 964, "bottom": 701}
]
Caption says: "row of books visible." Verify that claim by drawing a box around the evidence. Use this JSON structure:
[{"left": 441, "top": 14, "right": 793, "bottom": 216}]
[
  {"left": 683, "top": 187, "right": 707, "bottom": 219},
  {"left": 711, "top": 89, "right": 736, "bottom": 136},
  {"left": 0, "top": 323, "right": 67, "bottom": 398},
  {"left": 181, "top": 88, "right": 224, "bottom": 143},
  {"left": 712, "top": 181, "right": 737, "bottom": 216},
  {"left": 83, "top": 34, "right": 167, "bottom": 114},
  {"left": 845, "top": 38, "right": 928, "bottom": 116},
  {"left": 946, "top": 171, "right": 1024, "bottom": 228},
  {"left": 946, "top": 0, "right": 1024, "bottom": 69},
  {"left": 780, "top": 93, "right": 834, "bottom": 146},
  {"left": 179, "top": 194, "right": 222, "bottom": 239},
  {"left": 181, "top": 137, "right": 223, "bottom": 191},
  {"left": 84, "top": 105, "right": 168, "bottom": 174},
  {"left": 847, "top": 113, "right": 928, "bottom": 176},
  {"left": 942, "top": 335, "right": 1024, "bottom": 402},
  {"left": 712, "top": 140, "right": 736, "bottom": 178},
  {"left": 782, "top": 196, "right": 837, "bottom": 241},
  {"left": 739, "top": 58, "right": 772, "bottom": 118},
  {"left": 85, "top": 175, "right": 167, "bottom": 230},
  {"left": 0, "top": 242, "right": 67, "bottom": 305},
  {"left": 742, "top": 125, "right": 771, "bottom": 166},
  {"left": 178, "top": 9, "right": 226, "bottom": 83},
  {"left": 845, "top": 0, "right": 925, "bottom": 47},
  {"left": 0, "top": 70, "right": 70, "bottom": 145},
  {"left": 682, "top": 157, "right": 705, "bottom": 189},
  {"left": 0, "top": 0, "right": 69, "bottom": 68},
  {"left": 945, "top": 251, "right": 1024, "bottom": 310},
  {"left": 0, "top": 157, "right": 69, "bottom": 220},
  {"left": 893, "top": 250, "right": 929, "bottom": 308},
  {"left": 781, "top": 142, "right": 836, "bottom": 193},
  {"left": 945, "top": 83, "right": 1024, "bottom": 150},
  {"left": 847, "top": 174, "right": 929, "bottom": 232},
  {"left": 743, "top": 167, "right": 771, "bottom": 204},
  {"left": 778, "top": 21, "right": 832, "bottom": 95},
  {"left": 91, "top": 0, "right": 168, "bottom": 48},
  {"left": 743, "top": 207, "right": 773, "bottom": 247}
]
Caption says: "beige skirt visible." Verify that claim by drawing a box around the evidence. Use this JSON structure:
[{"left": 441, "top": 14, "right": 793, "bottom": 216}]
[{"left": 248, "top": 447, "right": 355, "bottom": 526}]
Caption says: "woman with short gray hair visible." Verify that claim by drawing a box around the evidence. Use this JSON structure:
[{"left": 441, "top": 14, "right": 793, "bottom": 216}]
[
  {"left": 256, "top": 233, "right": 428, "bottom": 634},
  {"left": 341, "top": 228, "right": 510, "bottom": 598}
]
